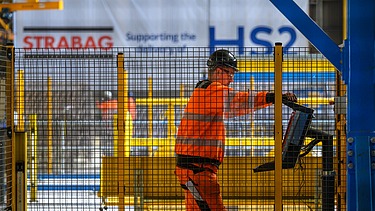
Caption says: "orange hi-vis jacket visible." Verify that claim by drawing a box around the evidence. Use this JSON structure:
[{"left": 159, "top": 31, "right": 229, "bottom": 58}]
[
  {"left": 175, "top": 80, "right": 270, "bottom": 165},
  {"left": 96, "top": 98, "right": 137, "bottom": 120}
]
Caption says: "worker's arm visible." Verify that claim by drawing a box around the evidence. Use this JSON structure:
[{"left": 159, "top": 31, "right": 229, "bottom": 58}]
[{"left": 224, "top": 91, "right": 297, "bottom": 118}]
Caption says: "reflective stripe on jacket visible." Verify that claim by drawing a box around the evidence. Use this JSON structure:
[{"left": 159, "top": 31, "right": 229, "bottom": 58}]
[{"left": 175, "top": 80, "right": 270, "bottom": 164}]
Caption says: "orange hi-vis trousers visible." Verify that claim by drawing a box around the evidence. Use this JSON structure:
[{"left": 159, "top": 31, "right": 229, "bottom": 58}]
[{"left": 175, "top": 166, "right": 226, "bottom": 211}]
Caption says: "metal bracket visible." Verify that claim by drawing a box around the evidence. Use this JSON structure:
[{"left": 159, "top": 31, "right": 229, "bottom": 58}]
[
  {"left": 321, "top": 170, "right": 336, "bottom": 177},
  {"left": 6, "top": 46, "right": 12, "bottom": 61},
  {"left": 6, "top": 126, "right": 11, "bottom": 138},
  {"left": 16, "top": 161, "right": 25, "bottom": 210}
]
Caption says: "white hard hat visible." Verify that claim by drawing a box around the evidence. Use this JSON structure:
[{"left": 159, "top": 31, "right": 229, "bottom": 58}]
[{"left": 104, "top": 91, "right": 112, "bottom": 100}]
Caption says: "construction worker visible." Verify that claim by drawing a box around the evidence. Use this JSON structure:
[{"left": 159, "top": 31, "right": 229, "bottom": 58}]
[
  {"left": 96, "top": 91, "right": 137, "bottom": 120},
  {"left": 174, "top": 49, "right": 297, "bottom": 210}
]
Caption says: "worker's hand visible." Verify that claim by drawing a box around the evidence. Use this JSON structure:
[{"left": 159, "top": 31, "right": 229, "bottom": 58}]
[{"left": 266, "top": 92, "right": 298, "bottom": 103}]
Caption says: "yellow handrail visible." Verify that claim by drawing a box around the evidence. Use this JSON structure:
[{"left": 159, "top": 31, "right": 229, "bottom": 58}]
[
  {"left": 237, "top": 59, "right": 336, "bottom": 72},
  {"left": 135, "top": 97, "right": 332, "bottom": 105}
]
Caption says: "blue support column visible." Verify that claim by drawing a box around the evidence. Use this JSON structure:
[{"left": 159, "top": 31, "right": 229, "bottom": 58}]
[{"left": 346, "top": 0, "right": 375, "bottom": 210}]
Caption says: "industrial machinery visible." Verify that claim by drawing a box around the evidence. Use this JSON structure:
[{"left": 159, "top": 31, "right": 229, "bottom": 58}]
[
  {"left": 254, "top": 100, "right": 314, "bottom": 172},
  {"left": 254, "top": 99, "right": 335, "bottom": 210}
]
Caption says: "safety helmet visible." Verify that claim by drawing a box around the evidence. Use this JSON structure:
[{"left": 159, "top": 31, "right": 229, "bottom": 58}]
[
  {"left": 103, "top": 91, "right": 112, "bottom": 101},
  {"left": 207, "top": 49, "right": 239, "bottom": 72}
]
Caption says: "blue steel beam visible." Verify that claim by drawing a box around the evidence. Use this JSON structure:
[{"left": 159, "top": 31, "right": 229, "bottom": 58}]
[
  {"left": 346, "top": 0, "right": 375, "bottom": 210},
  {"left": 269, "top": 0, "right": 342, "bottom": 71}
]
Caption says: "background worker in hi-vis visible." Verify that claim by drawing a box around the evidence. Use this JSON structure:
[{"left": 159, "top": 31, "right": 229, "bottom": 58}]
[{"left": 174, "top": 49, "right": 297, "bottom": 210}]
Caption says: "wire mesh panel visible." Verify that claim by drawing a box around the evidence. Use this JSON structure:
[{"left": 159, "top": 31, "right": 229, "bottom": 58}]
[
  {"left": 0, "top": 45, "right": 13, "bottom": 210},
  {"left": 12, "top": 46, "right": 343, "bottom": 210}
]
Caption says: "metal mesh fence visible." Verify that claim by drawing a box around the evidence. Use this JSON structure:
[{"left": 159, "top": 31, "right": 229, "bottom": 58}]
[
  {"left": 11, "top": 46, "right": 343, "bottom": 210},
  {"left": 0, "top": 46, "right": 13, "bottom": 210}
]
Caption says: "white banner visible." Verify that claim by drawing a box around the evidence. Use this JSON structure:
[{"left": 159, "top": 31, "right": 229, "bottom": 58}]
[
  {"left": 15, "top": 0, "right": 309, "bottom": 54},
  {"left": 209, "top": 0, "right": 308, "bottom": 54}
]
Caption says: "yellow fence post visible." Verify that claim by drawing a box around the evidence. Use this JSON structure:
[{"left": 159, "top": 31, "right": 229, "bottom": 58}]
[
  {"left": 147, "top": 77, "right": 153, "bottom": 138},
  {"left": 274, "top": 42, "right": 283, "bottom": 211},
  {"left": 124, "top": 111, "right": 133, "bottom": 155},
  {"left": 15, "top": 69, "right": 27, "bottom": 211},
  {"left": 249, "top": 76, "right": 255, "bottom": 138},
  {"left": 179, "top": 83, "right": 184, "bottom": 98},
  {"left": 165, "top": 102, "right": 176, "bottom": 157},
  {"left": 16, "top": 70, "right": 25, "bottom": 133},
  {"left": 113, "top": 114, "right": 118, "bottom": 157},
  {"left": 117, "top": 52, "right": 126, "bottom": 211},
  {"left": 29, "top": 114, "right": 38, "bottom": 201},
  {"left": 47, "top": 76, "right": 53, "bottom": 174}
]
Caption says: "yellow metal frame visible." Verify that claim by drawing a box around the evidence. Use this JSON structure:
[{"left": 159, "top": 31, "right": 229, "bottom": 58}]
[
  {"left": 98, "top": 156, "right": 321, "bottom": 209},
  {"left": 274, "top": 43, "right": 283, "bottom": 211},
  {"left": 15, "top": 70, "right": 27, "bottom": 211},
  {"left": 0, "top": 0, "right": 64, "bottom": 41},
  {"left": 147, "top": 77, "right": 153, "bottom": 137},
  {"left": 116, "top": 52, "right": 133, "bottom": 211},
  {"left": 116, "top": 52, "right": 125, "bottom": 210},
  {"left": 237, "top": 59, "right": 336, "bottom": 72},
  {"left": 29, "top": 114, "right": 38, "bottom": 202},
  {"left": 113, "top": 115, "right": 118, "bottom": 157},
  {"left": 136, "top": 97, "right": 333, "bottom": 106},
  {"left": 14, "top": 132, "right": 27, "bottom": 211},
  {"left": 47, "top": 77, "right": 53, "bottom": 174},
  {"left": 16, "top": 70, "right": 25, "bottom": 132},
  {"left": 0, "top": 0, "right": 63, "bottom": 12}
]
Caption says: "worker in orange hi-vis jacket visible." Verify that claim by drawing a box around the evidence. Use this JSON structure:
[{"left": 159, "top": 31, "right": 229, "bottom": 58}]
[
  {"left": 96, "top": 91, "right": 137, "bottom": 120},
  {"left": 174, "top": 49, "right": 297, "bottom": 211}
]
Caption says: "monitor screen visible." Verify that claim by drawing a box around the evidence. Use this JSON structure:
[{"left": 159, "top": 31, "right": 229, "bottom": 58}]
[{"left": 253, "top": 101, "right": 314, "bottom": 173}]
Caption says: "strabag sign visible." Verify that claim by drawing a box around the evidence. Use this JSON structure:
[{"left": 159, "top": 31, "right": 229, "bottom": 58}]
[
  {"left": 15, "top": 0, "right": 308, "bottom": 55},
  {"left": 22, "top": 33, "right": 113, "bottom": 49},
  {"left": 16, "top": 0, "right": 116, "bottom": 50}
]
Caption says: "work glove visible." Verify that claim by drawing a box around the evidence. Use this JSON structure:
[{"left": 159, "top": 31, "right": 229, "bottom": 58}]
[{"left": 266, "top": 92, "right": 297, "bottom": 104}]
